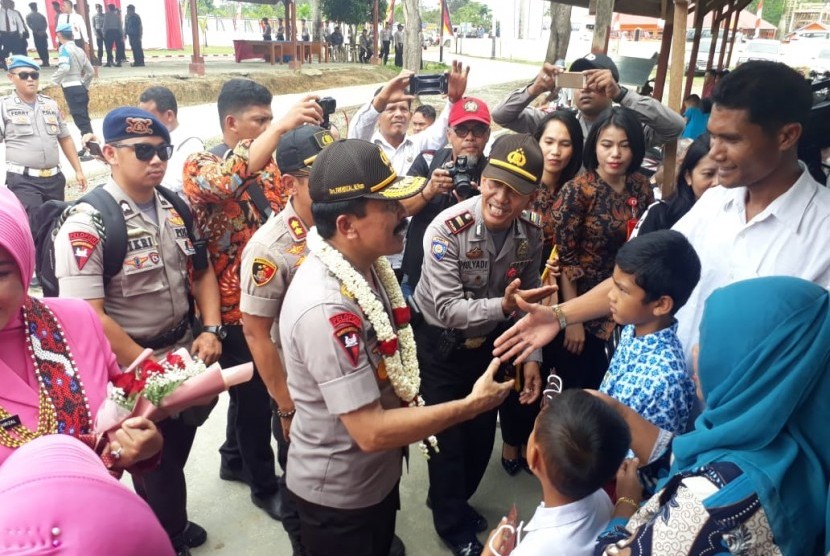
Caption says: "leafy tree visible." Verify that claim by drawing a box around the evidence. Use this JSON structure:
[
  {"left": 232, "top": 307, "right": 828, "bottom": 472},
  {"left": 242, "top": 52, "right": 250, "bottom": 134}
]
[
  {"left": 321, "top": 0, "right": 388, "bottom": 25},
  {"left": 746, "top": 0, "right": 784, "bottom": 27},
  {"left": 453, "top": 1, "right": 491, "bottom": 29}
]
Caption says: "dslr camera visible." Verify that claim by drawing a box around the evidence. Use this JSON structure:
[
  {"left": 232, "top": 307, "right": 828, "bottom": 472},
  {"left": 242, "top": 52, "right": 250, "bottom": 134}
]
[
  {"left": 443, "top": 155, "right": 473, "bottom": 199},
  {"left": 317, "top": 96, "right": 336, "bottom": 129}
]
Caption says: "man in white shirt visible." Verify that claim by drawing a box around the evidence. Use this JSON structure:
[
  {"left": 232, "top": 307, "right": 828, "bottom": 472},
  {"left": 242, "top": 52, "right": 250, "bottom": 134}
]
[
  {"left": 139, "top": 86, "right": 204, "bottom": 197},
  {"left": 347, "top": 60, "right": 469, "bottom": 176},
  {"left": 57, "top": 0, "right": 88, "bottom": 50},
  {"left": 494, "top": 61, "right": 830, "bottom": 370},
  {"left": 0, "top": 0, "right": 27, "bottom": 67}
]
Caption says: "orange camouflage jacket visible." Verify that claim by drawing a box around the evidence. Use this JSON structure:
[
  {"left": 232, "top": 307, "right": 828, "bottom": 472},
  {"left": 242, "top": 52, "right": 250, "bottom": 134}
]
[{"left": 183, "top": 139, "right": 287, "bottom": 325}]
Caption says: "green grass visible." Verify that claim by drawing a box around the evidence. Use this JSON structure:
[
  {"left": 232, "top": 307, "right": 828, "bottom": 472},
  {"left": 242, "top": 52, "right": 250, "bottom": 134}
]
[{"left": 144, "top": 45, "right": 235, "bottom": 56}]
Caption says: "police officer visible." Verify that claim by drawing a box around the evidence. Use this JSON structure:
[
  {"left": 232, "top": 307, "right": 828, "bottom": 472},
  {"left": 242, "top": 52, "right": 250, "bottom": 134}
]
[
  {"left": 240, "top": 124, "right": 332, "bottom": 554},
  {"left": 54, "top": 107, "right": 223, "bottom": 556},
  {"left": 412, "top": 133, "right": 555, "bottom": 556},
  {"left": 1, "top": 55, "right": 86, "bottom": 233},
  {"left": 53, "top": 23, "right": 94, "bottom": 152}
]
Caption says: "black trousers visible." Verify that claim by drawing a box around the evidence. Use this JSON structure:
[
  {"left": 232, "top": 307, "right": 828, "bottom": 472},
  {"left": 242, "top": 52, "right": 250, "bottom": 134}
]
[
  {"left": 62, "top": 85, "right": 92, "bottom": 135},
  {"left": 499, "top": 379, "right": 542, "bottom": 447},
  {"left": 6, "top": 171, "right": 65, "bottom": 235},
  {"left": 33, "top": 32, "right": 50, "bottom": 65},
  {"left": 127, "top": 31, "right": 143, "bottom": 64},
  {"left": 132, "top": 415, "right": 197, "bottom": 538},
  {"left": 290, "top": 483, "right": 399, "bottom": 556},
  {"left": 550, "top": 329, "right": 610, "bottom": 390},
  {"left": 394, "top": 44, "right": 402, "bottom": 66},
  {"left": 270, "top": 400, "right": 303, "bottom": 546},
  {"left": 95, "top": 32, "right": 104, "bottom": 62},
  {"left": 104, "top": 29, "right": 124, "bottom": 64},
  {"left": 415, "top": 323, "right": 498, "bottom": 544},
  {"left": 218, "top": 325, "right": 279, "bottom": 498},
  {"left": 381, "top": 40, "right": 390, "bottom": 64}
]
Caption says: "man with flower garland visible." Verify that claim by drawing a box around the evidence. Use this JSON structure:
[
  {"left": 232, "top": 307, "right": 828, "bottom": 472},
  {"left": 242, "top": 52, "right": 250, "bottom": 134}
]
[
  {"left": 279, "top": 138, "right": 515, "bottom": 556},
  {"left": 413, "top": 133, "right": 554, "bottom": 556}
]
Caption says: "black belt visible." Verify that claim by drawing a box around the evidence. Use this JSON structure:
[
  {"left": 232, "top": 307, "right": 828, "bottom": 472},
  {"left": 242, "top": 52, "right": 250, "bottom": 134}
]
[{"left": 133, "top": 316, "right": 190, "bottom": 351}]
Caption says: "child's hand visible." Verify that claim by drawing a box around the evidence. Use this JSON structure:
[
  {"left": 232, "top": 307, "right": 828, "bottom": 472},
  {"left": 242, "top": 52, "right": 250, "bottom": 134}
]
[
  {"left": 482, "top": 517, "right": 517, "bottom": 556},
  {"left": 615, "top": 457, "right": 643, "bottom": 504}
]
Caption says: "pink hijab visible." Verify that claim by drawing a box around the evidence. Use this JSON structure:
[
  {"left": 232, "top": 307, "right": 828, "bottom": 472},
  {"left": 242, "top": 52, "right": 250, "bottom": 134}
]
[
  {"left": 0, "top": 187, "right": 34, "bottom": 293},
  {"left": 0, "top": 434, "right": 175, "bottom": 555}
]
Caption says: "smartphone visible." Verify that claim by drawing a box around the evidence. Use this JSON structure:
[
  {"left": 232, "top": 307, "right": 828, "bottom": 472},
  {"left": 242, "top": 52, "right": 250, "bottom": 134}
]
[
  {"left": 557, "top": 71, "right": 587, "bottom": 89},
  {"left": 408, "top": 73, "right": 449, "bottom": 95},
  {"left": 87, "top": 141, "right": 103, "bottom": 157}
]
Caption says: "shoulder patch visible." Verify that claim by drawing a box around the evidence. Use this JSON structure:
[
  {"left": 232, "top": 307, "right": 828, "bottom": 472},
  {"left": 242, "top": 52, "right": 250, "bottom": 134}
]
[
  {"left": 444, "top": 211, "right": 474, "bottom": 235},
  {"left": 329, "top": 312, "right": 362, "bottom": 367},
  {"left": 251, "top": 257, "right": 277, "bottom": 287},
  {"left": 287, "top": 216, "right": 307, "bottom": 240},
  {"left": 69, "top": 231, "right": 99, "bottom": 270},
  {"left": 520, "top": 210, "right": 543, "bottom": 228},
  {"left": 431, "top": 236, "right": 449, "bottom": 262}
]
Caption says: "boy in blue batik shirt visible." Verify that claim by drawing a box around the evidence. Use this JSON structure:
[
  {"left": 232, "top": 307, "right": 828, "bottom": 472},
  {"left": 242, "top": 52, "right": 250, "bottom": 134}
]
[{"left": 600, "top": 230, "right": 700, "bottom": 434}]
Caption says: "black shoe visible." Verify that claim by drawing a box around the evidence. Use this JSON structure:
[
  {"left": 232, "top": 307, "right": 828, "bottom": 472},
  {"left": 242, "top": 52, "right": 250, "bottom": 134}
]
[
  {"left": 174, "top": 546, "right": 191, "bottom": 556},
  {"left": 389, "top": 534, "right": 406, "bottom": 556},
  {"left": 442, "top": 539, "right": 483, "bottom": 556},
  {"left": 104, "top": 62, "right": 112, "bottom": 67},
  {"left": 251, "top": 491, "right": 284, "bottom": 521},
  {"left": 131, "top": 62, "right": 145, "bottom": 66},
  {"left": 114, "top": 62, "right": 122, "bottom": 67},
  {"left": 501, "top": 457, "right": 522, "bottom": 476},
  {"left": 468, "top": 507, "right": 488, "bottom": 534},
  {"left": 181, "top": 521, "right": 207, "bottom": 548},
  {"left": 219, "top": 464, "right": 247, "bottom": 484}
]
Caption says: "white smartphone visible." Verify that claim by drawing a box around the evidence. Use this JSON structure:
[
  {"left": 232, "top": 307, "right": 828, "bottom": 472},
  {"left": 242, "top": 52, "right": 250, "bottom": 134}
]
[{"left": 557, "top": 72, "right": 587, "bottom": 89}]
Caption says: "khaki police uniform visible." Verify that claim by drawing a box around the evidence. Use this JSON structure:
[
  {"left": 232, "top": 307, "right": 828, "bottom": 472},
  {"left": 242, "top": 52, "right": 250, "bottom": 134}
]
[
  {"left": 279, "top": 252, "right": 403, "bottom": 553},
  {"left": 0, "top": 91, "right": 71, "bottom": 228},
  {"left": 412, "top": 194, "right": 544, "bottom": 545},
  {"left": 54, "top": 178, "right": 200, "bottom": 540}
]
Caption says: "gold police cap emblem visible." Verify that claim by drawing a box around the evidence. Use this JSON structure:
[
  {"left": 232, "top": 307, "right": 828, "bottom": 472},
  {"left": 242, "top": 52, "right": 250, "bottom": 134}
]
[
  {"left": 314, "top": 130, "right": 334, "bottom": 147},
  {"left": 464, "top": 100, "right": 479, "bottom": 113},
  {"left": 507, "top": 148, "right": 527, "bottom": 168}
]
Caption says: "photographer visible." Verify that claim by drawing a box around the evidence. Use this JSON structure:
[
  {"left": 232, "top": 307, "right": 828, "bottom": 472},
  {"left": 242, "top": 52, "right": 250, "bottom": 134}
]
[{"left": 400, "top": 97, "right": 491, "bottom": 295}]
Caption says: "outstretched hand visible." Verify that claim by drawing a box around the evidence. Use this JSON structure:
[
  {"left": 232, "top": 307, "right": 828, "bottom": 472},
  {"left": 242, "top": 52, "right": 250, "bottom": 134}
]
[
  {"left": 501, "top": 278, "right": 558, "bottom": 315},
  {"left": 447, "top": 59, "right": 470, "bottom": 103},
  {"left": 493, "top": 296, "right": 562, "bottom": 364},
  {"left": 467, "top": 357, "right": 514, "bottom": 413},
  {"left": 374, "top": 70, "right": 416, "bottom": 111}
]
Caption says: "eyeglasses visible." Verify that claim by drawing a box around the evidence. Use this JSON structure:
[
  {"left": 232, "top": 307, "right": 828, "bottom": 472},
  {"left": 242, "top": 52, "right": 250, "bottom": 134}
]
[
  {"left": 110, "top": 143, "right": 174, "bottom": 162},
  {"left": 541, "top": 372, "right": 563, "bottom": 409},
  {"left": 452, "top": 124, "right": 489, "bottom": 138},
  {"left": 13, "top": 71, "right": 39, "bottom": 81}
]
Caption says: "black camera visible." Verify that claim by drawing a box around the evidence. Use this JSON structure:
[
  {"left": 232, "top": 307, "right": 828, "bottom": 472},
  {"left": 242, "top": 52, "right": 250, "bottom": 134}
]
[
  {"left": 443, "top": 155, "right": 473, "bottom": 199},
  {"left": 317, "top": 96, "right": 336, "bottom": 129}
]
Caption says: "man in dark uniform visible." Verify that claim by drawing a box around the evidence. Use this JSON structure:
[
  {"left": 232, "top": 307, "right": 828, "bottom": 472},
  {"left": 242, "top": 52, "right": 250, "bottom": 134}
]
[
  {"left": 413, "top": 134, "right": 555, "bottom": 556},
  {"left": 25, "top": 2, "right": 49, "bottom": 67}
]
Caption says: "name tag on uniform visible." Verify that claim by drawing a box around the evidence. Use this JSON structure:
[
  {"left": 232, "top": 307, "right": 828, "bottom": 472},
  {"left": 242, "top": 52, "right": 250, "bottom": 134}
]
[{"left": 177, "top": 237, "right": 196, "bottom": 256}]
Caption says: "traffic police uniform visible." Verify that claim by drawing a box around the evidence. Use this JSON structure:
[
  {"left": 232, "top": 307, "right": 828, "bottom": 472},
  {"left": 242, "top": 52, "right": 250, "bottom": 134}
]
[
  {"left": 53, "top": 107, "right": 205, "bottom": 549},
  {"left": 0, "top": 55, "right": 72, "bottom": 231},
  {"left": 412, "top": 134, "right": 546, "bottom": 548},
  {"left": 53, "top": 23, "right": 94, "bottom": 137}
]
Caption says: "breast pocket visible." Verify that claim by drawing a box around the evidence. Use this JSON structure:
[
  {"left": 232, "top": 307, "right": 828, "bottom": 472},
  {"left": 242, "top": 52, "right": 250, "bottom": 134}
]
[
  {"left": 10, "top": 114, "right": 34, "bottom": 136},
  {"left": 43, "top": 114, "right": 60, "bottom": 136},
  {"left": 121, "top": 249, "right": 166, "bottom": 297}
]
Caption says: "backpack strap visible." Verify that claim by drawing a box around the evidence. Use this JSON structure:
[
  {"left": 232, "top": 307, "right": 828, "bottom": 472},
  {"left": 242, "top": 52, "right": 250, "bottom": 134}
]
[
  {"left": 209, "top": 142, "right": 273, "bottom": 224},
  {"left": 78, "top": 187, "right": 127, "bottom": 289},
  {"left": 155, "top": 185, "right": 209, "bottom": 271}
]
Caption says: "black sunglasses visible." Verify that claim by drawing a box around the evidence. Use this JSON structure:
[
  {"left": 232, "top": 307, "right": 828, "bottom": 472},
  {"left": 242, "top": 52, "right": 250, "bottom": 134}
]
[
  {"left": 110, "top": 142, "right": 174, "bottom": 161},
  {"left": 452, "top": 124, "right": 488, "bottom": 138},
  {"left": 14, "top": 71, "right": 39, "bottom": 81}
]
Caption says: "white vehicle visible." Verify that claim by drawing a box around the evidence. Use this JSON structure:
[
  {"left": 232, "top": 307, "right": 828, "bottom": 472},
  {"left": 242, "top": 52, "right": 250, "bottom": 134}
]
[
  {"left": 737, "top": 39, "right": 781, "bottom": 65},
  {"left": 812, "top": 47, "right": 830, "bottom": 74}
]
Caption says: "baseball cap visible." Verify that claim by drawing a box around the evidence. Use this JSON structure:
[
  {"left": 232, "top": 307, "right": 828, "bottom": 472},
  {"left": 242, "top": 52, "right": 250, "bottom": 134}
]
[
  {"left": 569, "top": 53, "right": 620, "bottom": 82},
  {"left": 481, "top": 133, "right": 544, "bottom": 195},
  {"left": 309, "top": 139, "right": 426, "bottom": 203},
  {"left": 449, "top": 97, "right": 491, "bottom": 127},
  {"left": 103, "top": 106, "right": 171, "bottom": 145},
  {"left": 276, "top": 125, "right": 334, "bottom": 174},
  {"left": 7, "top": 55, "right": 39, "bottom": 72}
]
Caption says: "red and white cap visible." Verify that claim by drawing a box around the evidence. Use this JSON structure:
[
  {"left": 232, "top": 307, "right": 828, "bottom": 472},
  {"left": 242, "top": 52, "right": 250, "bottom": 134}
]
[{"left": 449, "top": 97, "right": 491, "bottom": 127}]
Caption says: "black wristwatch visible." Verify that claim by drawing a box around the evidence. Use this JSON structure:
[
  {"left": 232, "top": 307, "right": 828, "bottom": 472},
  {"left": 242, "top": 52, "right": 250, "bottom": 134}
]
[
  {"left": 203, "top": 325, "right": 227, "bottom": 340},
  {"left": 613, "top": 86, "right": 629, "bottom": 104}
]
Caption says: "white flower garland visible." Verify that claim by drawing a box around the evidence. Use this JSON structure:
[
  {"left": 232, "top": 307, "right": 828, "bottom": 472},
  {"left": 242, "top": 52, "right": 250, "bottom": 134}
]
[{"left": 308, "top": 227, "right": 438, "bottom": 457}]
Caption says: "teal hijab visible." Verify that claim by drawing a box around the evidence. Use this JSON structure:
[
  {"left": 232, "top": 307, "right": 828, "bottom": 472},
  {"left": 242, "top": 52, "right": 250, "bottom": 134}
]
[{"left": 671, "top": 276, "right": 830, "bottom": 556}]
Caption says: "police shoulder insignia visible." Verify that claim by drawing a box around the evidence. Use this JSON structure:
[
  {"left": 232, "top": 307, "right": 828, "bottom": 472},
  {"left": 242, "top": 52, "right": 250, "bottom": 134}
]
[
  {"left": 69, "top": 231, "right": 99, "bottom": 270},
  {"left": 520, "top": 210, "right": 543, "bottom": 228},
  {"left": 340, "top": 283, "right": 355, "bottom": 300},
  {"left": 431, "top": 236, "right": 449, "bottom": 262},
  {"left": 444, "top": 211, "right": 474, "bottom": 235},
  {"left": 287, "top": 216, "right": 307, "bottom": 240},
  {"left": 251, "top": 257, "right": 277, "bottom": 287},
  {"left": 329, "top": 312, "right": 362, "bottom": 367}
]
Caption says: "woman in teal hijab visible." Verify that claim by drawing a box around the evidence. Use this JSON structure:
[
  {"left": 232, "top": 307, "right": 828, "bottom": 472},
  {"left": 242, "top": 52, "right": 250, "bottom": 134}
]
[{"left": 595, "top": 276, "right": 830, "bottom": 556}]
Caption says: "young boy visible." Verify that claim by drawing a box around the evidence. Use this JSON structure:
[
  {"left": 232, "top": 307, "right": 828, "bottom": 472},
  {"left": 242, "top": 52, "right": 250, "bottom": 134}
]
[
  {"left": 601, "top": 229, "right": 701, "bottom": 434},
  {"left": 484, "top": 390, "right": 631, "bottom": 556}
]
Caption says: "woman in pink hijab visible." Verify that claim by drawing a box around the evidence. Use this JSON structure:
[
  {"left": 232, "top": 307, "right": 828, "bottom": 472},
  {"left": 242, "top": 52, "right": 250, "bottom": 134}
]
[{"left": 0, "top": 187, "right": 161, "bottom": 469}]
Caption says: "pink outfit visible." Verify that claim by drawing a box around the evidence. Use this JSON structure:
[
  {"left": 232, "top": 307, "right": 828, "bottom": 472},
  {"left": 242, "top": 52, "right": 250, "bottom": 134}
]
[{"left": 0, "top": 434, "right": 175, "bottom": 555}]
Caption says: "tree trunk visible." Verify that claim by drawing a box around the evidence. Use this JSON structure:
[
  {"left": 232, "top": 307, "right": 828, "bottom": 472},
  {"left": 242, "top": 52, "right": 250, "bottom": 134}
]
[
  {"left": 545, "top": 2, "right": 572, "bottom": 63},
  {"left": 402, "top": 0, "right": 422, "bottom": 71},
  {"left": 310, "top": 0, "right": 321, "bottom": 41}
]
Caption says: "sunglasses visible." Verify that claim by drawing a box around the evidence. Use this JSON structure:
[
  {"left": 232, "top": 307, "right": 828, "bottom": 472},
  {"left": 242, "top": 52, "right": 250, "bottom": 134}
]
[
  {"left": 452, "top": 124, "right": 489, "bottom": 138},
  {"left": 110, "top": 142, "right": 174, "bottom": 161},
  {"left": 541, "top": 372, "right": 563, "bottom": 409},
  {"left": 13, "top": 71, "right": 39, "bottom": 81}
]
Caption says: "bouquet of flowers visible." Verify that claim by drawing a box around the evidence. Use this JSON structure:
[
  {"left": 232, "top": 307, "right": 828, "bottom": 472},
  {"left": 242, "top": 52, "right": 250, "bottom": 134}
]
[{"left": 94, "top": 347, "right": 253, "bottom": 437}]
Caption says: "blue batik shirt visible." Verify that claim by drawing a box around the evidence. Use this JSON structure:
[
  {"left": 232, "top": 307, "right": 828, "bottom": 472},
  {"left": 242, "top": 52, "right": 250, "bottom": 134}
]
[{"left": 600, "top": 322, "right": 696, "bottom": 435}]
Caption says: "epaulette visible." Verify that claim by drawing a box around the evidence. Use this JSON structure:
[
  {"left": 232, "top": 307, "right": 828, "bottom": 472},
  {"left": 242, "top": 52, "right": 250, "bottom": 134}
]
[
  {"left": 444, "top": 211, "right": 474, "bottom": 235},
  {"left": 520, "top": 210, "right": 543, "bottom": 229}
]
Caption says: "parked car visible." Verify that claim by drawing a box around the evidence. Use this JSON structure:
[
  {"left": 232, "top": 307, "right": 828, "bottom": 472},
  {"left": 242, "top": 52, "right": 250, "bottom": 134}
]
[
  {"left": 685, "top": 38, "right": 722, "bottom": 74},
  {"left": 812, "top": 47, "right": 830, "bottom": 74},
  {"left": 736, "top": 39, "right": 782, "bottom": 65}
]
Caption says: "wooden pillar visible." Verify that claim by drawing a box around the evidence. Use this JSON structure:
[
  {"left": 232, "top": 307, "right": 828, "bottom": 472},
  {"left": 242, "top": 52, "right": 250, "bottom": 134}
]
[
  {"left": 706, "top": 6, "right": 722, "bottom": 70},
  {"left": 653, "top": 12, "right": 673, "bottom": 101},
  {"left": 664, "top": 0, "right": 689, "bottom": 199},
  {"left": 592, "top": 0, "right": 614, "bottom": 53},
  {"left": 289, "top": 0, "right": 301, "bottom": 69},
  {"left": 371, "top": 0, "right": 380, "bottom": 64},
  {"left": 718, "top": 6, "right": 733, "bottom": 68},
  {"left": 683, "top": 8, "right": 704, "bottom": 98},
  {"left": 726, "top": 2, "right": 740, "bottom": 66},
  {"left": 188, "top": 0, "right": 205, "bottom": 75}
]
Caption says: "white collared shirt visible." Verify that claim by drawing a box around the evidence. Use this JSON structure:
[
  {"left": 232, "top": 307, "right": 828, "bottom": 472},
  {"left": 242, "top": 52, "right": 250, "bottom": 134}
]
[
  {"left": 513, "top": 489, "right": 613, "bottom": 556},
  {"left": 57, "top": 12, "right": 88, "bottom": 42},
  {"left": 673, "top": 164, "right": 830, "bottom": 357}
]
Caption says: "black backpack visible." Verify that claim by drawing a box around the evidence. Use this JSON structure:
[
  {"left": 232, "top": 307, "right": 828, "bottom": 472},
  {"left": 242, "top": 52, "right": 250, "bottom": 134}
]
[{"left": 34, "top": 185, "right": 204, "bottom": 297}]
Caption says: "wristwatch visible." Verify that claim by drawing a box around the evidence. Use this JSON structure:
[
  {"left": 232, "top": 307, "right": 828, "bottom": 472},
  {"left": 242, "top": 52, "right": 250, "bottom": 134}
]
[
  {"left": 203, "top": 325, "right": 228, "bottom": 340},
  {"left": 613, "top": 86, "right": 629, "bottom": 104}
]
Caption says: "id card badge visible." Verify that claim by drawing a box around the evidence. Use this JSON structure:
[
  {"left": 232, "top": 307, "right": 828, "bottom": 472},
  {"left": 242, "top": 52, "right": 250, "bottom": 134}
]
[{"left": 626, "top": 197, "right": 639, "bottom": 240}]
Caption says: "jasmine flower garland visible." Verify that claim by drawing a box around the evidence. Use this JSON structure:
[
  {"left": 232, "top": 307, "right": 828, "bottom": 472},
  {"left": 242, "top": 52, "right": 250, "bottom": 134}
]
[{"left": 307, "top": 227, "right": 438, "bottom": 457}]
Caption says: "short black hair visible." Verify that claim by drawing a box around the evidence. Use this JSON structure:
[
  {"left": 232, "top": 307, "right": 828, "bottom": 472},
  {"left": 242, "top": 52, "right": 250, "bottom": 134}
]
[
  {"left": 685, "top": 94, "right": 700, "bottom": 105},
  {"left": 312, "top": 199, "right": 368, "bottom": 239},
  {"left": 615, "top": 229, "right": 701, "bottom": 313},
  {"left": 712, "top": 61, "right": 812, "bottom": 135},
  {"left": 140, "top": 86, "right": 178, "bottom": 116},
  {"left": 217, "top": 79, "right": 272, "bottom": 131},
  {"left": 582, "top": 106, "right": 645, "bottom": 176},
  {"left": 414, "top": 104, "right": 436, "bottom": 122},
  {"left": 535, "top": 390, "right": 630, "bottom": 501},
  {"left": 533, "top": 109, "right": 584, "bottom": 184}
]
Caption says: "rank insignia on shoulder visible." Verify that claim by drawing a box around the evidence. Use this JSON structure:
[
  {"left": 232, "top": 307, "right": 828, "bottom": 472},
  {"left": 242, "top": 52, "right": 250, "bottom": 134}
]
[
  {"left": 520, "top": 210, "right": 543, "bottom": 228},
  {"left": 251, "top": 257, "right": 277, "bottom": 287},
  {"left": 288, "top": 216, "right": 307, "bottom": 240},
  {"left": 445, "top": 211, "right": 474, "bottom": 235},
  {"left": 431, "top": 236, "right": 449, "bottom": 262}
]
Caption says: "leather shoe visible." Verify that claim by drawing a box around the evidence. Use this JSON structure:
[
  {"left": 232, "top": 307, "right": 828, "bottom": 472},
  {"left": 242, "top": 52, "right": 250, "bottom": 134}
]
[
  {"left": 174, "top": 546, "right": 191, "bottom": 556},
  {"left": 501, "top": 457, "right": 522, "bottom": 476},
  {"left": 251, "top": 491, "right": 284, "bottom": 521},
  {"left": 388, "top": 534, "right": 406, "bottom": 556},
  {"left": 443, "top": 539, "right": 483, "bottom": 556},
  {"left": 468, "top": 508, "right": 488, "bottom": 534},
  {"left": 181, "top": 521, "right": 207, "bottom": 548},
  {"left": 219, "top": 464, "right": 248, "bottom": 484}
]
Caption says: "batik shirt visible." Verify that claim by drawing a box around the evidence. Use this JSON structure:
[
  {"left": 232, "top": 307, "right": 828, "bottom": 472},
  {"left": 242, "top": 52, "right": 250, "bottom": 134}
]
[
  {"left": 183, "top": 140, "right": 286, "bottom": 325},
  {"left": 599, "top": 322, "right": 695, "bottom": 435}
]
